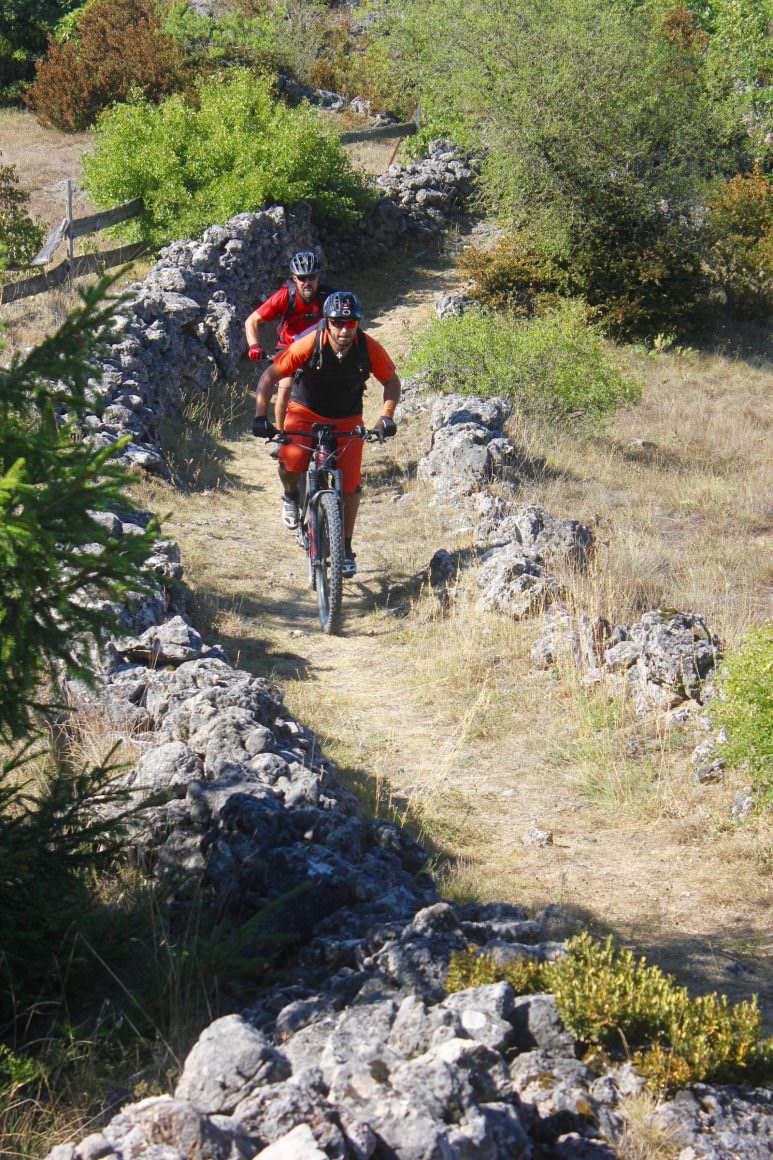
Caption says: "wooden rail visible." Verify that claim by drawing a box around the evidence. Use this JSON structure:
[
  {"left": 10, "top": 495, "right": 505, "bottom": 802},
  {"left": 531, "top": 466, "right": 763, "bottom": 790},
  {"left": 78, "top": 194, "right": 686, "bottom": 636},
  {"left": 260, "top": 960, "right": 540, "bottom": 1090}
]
[
  {"left": 0, "top": 185, "right": 146, "bottom": 305},
  {"left": 339, "top": 121, "right": 418, "bottom": 145},
  {"left": 1, "top": 242, "right": 146, "bottom": 305}
]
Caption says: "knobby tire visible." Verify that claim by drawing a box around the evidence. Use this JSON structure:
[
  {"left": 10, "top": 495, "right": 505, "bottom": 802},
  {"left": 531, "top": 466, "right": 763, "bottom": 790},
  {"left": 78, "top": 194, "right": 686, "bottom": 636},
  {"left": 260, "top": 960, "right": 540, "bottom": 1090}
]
[{"left": 315, "top": 491, "right": 344, "bottom": 634}]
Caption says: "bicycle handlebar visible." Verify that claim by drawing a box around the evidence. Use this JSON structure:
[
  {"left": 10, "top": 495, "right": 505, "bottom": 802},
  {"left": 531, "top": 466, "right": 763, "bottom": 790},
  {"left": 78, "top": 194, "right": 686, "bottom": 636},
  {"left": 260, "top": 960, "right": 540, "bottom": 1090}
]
[{"left": 270, "top": 425, "right": 384, "bottom": 446}]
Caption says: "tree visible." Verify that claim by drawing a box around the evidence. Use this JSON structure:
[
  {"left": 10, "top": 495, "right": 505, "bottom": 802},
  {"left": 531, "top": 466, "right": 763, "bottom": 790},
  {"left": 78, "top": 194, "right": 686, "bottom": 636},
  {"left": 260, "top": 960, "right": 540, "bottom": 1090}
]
[
  {"left": 384, "top": 0, "right": 740, "bottom": 331},
  {"left": 0, "top": 0, "right": 76, "bottom": 100},
  {"left": 0, "top": 276, "right": 162, "bottom": 1029},
  {"left": 0, "top": 276, "right": 158, "bottom": 740}
]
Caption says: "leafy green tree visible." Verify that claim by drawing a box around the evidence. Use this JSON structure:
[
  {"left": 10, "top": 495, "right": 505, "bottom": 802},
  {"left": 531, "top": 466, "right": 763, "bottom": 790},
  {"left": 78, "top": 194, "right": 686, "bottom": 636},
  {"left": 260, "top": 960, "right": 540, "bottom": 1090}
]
[
  {"left": 384, "top": 0, "right": 739, "bottom": 331},
  {"left": 0, "top": 0, "right": 77, "bottom": 100},
  {"left": 0, "top": 277, "right": 158, "bottom": 739},
  {"left": 83, "top": 69, "right": 374, "bottom": 248},
  {"left": 0, "top": 0, "right": 77, "bottom": 49},
  {"left": 704, "top": 0, "right": 773, "bottom": 167}
]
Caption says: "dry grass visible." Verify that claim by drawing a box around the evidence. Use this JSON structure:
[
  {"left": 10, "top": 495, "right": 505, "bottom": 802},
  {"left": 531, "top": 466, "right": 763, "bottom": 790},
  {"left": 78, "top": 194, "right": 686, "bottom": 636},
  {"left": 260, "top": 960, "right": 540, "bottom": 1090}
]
[
  {"left": 129, "top": 249, "right": 772, "bottom": 1024},
  {"left": 56, "top": 700, "right": 143, "bottom": 775},
  {"left": 0, "top": 110, "right": 94, "bottom": 231},
  {"left": 0, "top": 258, "right": 154, "bottom": 361},
  {"left": 513, "top": 339, "right": 773, "bottom": 646},
  {"left": 616, "top": 1091, "right": 682, "bottom": 1160}
]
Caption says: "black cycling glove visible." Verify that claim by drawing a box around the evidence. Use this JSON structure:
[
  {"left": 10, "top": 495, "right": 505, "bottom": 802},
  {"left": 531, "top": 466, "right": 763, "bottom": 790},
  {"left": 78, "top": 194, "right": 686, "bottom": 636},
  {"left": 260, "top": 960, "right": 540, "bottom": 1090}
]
[
  {"left": 252, "top": 415, "right": 277, "bottom": 439},
  {"left": 374, "top": 416, "right": 397, "bottom": 439}
]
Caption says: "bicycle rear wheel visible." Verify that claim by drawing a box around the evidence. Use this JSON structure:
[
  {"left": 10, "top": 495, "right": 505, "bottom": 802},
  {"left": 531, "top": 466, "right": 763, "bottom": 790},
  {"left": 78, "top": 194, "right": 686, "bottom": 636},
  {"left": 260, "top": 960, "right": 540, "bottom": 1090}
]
[{"left": 315, "top": 491, "right": 344, "bottom": 634}]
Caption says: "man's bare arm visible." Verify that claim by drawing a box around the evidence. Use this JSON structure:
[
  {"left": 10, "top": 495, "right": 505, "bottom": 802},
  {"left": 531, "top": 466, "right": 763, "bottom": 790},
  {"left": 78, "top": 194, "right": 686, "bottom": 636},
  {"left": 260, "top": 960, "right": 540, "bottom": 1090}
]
[{"left": 380, "top": 374, "right": 401, "bottom": 419}]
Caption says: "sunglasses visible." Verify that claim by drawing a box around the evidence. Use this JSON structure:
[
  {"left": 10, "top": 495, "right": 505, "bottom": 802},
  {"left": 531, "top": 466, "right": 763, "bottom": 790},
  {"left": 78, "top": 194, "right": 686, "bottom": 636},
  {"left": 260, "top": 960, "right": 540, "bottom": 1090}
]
[
  {"left": 295, "top": 276, "right": 319, "bottom": 284},
  {"left": 329, "top": 318, "right": 358, "bottom": 330}
]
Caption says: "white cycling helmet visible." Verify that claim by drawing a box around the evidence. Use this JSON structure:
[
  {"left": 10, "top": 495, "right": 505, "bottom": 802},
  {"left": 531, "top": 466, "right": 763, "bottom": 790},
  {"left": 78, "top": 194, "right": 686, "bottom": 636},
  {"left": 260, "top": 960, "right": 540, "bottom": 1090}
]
[{"left": 290, "top": 250, "right": 321, "bottom": 277}]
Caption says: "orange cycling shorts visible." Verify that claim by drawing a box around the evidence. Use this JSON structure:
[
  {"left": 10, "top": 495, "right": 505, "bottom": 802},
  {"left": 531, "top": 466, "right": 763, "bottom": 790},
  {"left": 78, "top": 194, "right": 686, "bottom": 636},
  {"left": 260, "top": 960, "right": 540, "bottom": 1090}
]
[{"left": 279, "top": 402, "right": 364, "bottom": 493}]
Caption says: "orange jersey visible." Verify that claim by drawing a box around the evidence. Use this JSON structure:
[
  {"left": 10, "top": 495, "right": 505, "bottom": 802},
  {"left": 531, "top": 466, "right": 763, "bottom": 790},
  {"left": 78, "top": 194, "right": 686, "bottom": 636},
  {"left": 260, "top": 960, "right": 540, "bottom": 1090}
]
[{"left": 273, "top": 328, "right": 396, "bottom": 384}]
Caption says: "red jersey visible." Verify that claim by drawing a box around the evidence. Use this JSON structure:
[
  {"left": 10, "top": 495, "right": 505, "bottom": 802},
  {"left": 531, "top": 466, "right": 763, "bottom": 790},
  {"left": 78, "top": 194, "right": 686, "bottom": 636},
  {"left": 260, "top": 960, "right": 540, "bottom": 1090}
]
[{"left": 255, "top": 283, "right": 330, "bottom": 348}]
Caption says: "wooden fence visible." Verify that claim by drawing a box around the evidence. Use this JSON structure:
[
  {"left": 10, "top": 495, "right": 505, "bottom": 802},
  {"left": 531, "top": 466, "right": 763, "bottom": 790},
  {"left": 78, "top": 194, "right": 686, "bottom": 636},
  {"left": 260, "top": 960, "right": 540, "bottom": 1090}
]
[{"left": 0, "top": 183, "right": 146, "bottom": 306}]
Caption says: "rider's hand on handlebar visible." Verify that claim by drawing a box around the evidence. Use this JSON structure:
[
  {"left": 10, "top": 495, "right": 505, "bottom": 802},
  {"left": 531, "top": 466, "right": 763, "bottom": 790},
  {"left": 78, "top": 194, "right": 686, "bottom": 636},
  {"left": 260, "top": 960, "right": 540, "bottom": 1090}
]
[
  {"left": 252, "top": 415, "right": 277, "bottom": 439},
  {"left": 373, "top": 415, "right": 397, "bottom": 440},
  {"left": 248, "top": 344, "right": 265, "bottom": 362}
]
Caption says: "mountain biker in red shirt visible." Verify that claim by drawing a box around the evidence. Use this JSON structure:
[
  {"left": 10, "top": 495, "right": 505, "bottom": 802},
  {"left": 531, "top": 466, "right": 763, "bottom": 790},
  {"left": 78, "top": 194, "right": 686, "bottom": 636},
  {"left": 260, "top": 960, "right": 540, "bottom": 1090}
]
[
  {"left": 252, "top": 291, "right": 400, "bottom": 578},
  {"left": 245, "top": 250, "right": 332, "bottom": 432}
]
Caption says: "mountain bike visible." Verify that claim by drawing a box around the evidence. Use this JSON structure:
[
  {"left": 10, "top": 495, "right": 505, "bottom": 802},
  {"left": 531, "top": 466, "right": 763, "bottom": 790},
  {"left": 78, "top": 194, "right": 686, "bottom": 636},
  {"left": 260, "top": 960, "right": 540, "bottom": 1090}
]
[{"left": 271, "top": 423, "right": 382, "bottom": 634}]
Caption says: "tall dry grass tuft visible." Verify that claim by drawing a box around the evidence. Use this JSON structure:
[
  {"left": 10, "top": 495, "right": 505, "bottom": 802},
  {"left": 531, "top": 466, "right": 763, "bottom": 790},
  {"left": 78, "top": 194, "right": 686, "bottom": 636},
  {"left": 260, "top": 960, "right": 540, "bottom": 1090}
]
[
  {"left": 57, "top": 699, "right": 142, "bottom": 776},
  {"left": 616, "top": 1091, "right": 682, "bottom": 1160},
  {"left": 158, "top": 376, "right": 251, "bottom": 490}
]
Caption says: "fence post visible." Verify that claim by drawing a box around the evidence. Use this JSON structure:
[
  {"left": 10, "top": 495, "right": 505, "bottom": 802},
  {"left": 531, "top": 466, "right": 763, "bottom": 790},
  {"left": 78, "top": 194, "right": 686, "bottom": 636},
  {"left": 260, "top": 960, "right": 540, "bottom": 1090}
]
[{"left": 65, "top": 179, "right": 74, "bottom": 265}]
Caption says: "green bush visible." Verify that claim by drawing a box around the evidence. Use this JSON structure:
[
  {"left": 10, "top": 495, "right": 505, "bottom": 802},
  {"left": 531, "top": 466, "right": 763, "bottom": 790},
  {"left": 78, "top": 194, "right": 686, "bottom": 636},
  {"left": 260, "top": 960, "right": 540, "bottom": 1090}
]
[
  {"left": 447, "top": 932, "right": 773, "bottom": 1094},
  {"left": 0, "top": 35, "right": 33, "bottom": 102},
  {"left": 162, "top": 1, "right": 282, "bottom": 77},
  {"left": 83, "top": 70, "right": 374, "bottom": 249},
  {"left": 710, "top": 623, "right": 773, "bottom": 806},
  {"left": 702, "top": 0, "right": 773, "bottom": 171},
  {"left": 0, "top": 158, "right": 43, "bottom": 266},
  {"left": 302, "top": 3, "right": 411, "bottom": 117},
  {"left": 26, "top": 0, "right": 188, "bottom": 131},
  {"left": 404, "top": 299, "right": 640, "bottom": 420}
]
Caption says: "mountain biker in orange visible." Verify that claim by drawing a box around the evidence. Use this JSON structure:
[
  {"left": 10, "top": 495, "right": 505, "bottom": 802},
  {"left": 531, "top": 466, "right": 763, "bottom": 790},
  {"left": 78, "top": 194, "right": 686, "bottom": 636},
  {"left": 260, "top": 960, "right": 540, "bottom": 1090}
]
[
  {"left": 244, "top": 250, "right": 332, "bottom": 432},
  {"left": 252, "top": 291, "right": 400, "bottom": 578}
]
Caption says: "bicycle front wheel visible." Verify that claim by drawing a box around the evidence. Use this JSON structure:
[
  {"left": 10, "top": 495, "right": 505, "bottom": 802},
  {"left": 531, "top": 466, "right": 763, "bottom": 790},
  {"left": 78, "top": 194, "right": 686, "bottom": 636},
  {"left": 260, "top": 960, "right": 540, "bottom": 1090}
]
[{"left": 315, "top": 491, "right": 344, "bottom": 634}]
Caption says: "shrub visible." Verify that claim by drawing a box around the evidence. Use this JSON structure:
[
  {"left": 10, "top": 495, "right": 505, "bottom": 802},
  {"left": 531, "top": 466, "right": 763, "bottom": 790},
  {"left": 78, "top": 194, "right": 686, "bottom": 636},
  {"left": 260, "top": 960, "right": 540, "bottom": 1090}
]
[
  {"left": 26, "top": 0, "right": 188, "bottom": 131},
  {"left": 303, "top": 5, "right": 410, "bottom": 117},
  {"left": 82, "top": 70, "right": 374, "bottom": 249},
  {"left": 459, "top": 233, "right": 568, "bottom": 314},
  {"left": 709, "top": 622, "right": 773, "bottom": 806},
  {"left": 0, "top": 158, "right": 43, "bottom": 266},
  {"left": 162, "top": 1, "right": 282, "bottom": 78},
  {"left": 706, "top": 166, "right": 773, "bottom": 316},
  {"left": 702, "top": 0, "right": 773, "bottom": 170},
  {"left": 447, "top": 932, "right": 773, "bottom": 1094},
  {"left": 404, "top": 299, "right": 640, "bottom": 421}
]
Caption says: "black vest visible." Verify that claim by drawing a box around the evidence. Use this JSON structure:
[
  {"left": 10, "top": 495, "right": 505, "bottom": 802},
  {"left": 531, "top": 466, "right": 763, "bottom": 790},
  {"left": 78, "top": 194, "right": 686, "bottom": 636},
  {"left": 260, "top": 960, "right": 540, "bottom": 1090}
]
[{"left": 291, "top": 323, "right": 372, "bottom": 418}]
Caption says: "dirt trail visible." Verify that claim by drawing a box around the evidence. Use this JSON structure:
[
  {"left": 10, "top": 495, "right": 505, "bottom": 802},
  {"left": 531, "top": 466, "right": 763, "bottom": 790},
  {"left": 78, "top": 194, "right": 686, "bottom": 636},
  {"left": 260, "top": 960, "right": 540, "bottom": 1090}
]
[{"left": 159, "top": 249, "right": 772, "bottom": 1032}]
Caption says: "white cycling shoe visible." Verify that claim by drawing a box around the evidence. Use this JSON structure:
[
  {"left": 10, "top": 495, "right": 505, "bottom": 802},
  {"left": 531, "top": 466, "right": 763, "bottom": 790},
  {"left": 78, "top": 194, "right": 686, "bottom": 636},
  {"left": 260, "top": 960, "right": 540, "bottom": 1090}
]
[{"left": 281, "top": 495, "right": 300, "bottom": 530}]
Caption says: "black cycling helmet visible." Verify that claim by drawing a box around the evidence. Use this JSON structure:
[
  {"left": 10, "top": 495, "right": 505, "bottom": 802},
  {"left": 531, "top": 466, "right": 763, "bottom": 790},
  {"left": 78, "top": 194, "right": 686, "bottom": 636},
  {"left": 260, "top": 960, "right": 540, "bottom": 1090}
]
[
  {"left": 323, "top": 290, "right": 362, "bottom": 321},
  {"left": 290, "top": 250, "right": 321, "bottom": 277}
]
